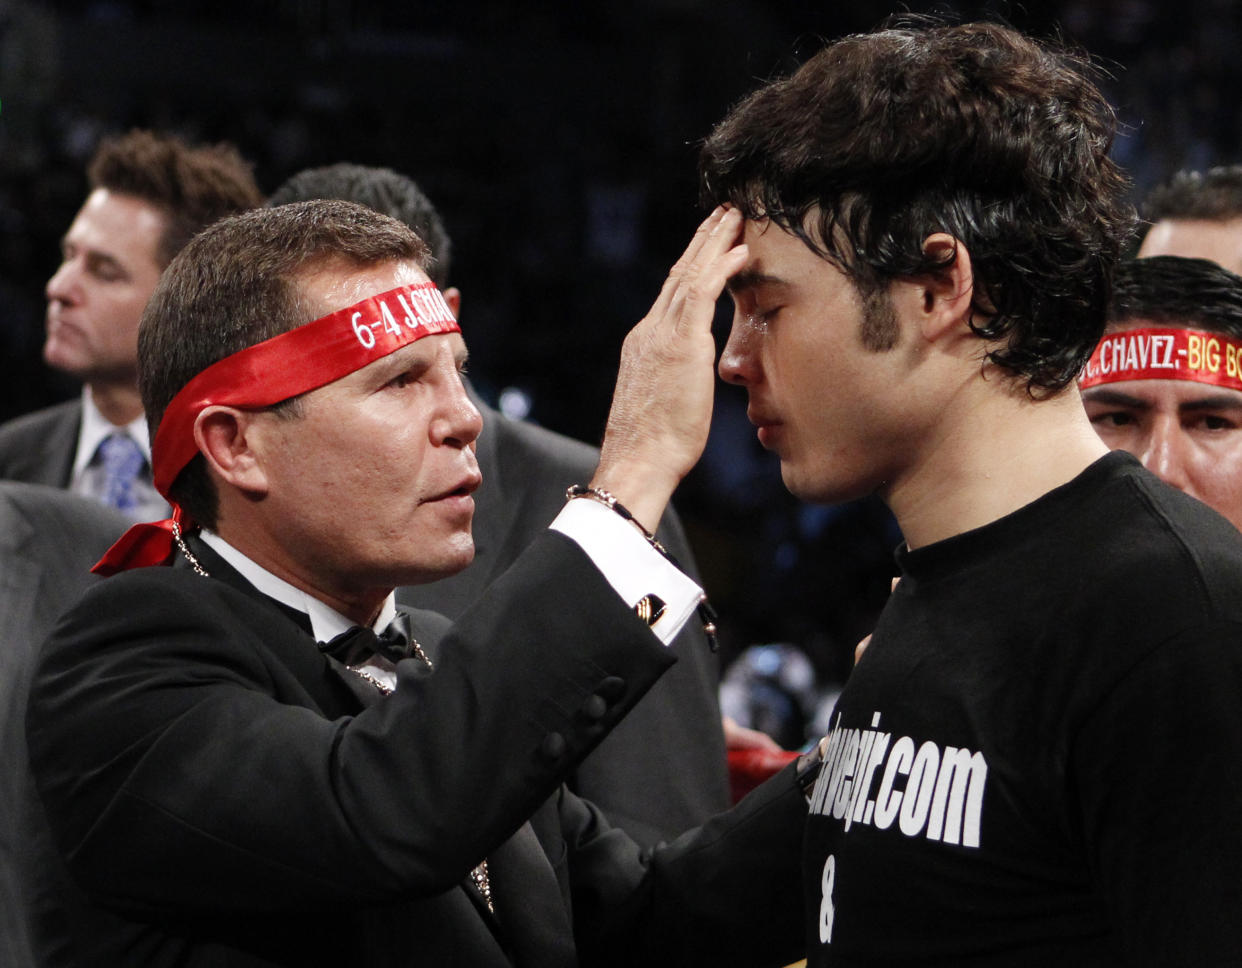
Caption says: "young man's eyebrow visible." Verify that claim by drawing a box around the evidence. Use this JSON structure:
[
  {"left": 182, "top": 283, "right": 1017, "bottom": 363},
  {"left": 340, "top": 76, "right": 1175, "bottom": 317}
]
[{"left": 725, "top": 268, "right": 785, "bottom": 295}]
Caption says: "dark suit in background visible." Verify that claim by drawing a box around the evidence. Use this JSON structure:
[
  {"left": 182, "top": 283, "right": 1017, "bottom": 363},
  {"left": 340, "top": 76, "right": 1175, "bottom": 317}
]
[
  {"left": 27, "top": 533, "right": 806, "bottom": 968},
  {"left": 399, "top": 396, "right": 730, "bottom": 845},
  {"left": 0, "top": 483, "right": 129, "bottom": 968},
  {"left": 0, "top": 400, "right": 80, "bottom": 487}
]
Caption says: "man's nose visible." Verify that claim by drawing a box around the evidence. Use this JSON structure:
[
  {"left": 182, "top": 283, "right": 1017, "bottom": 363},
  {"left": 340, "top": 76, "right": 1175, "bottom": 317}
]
[
  {"left": 1139, "top": 417, "right": 1192, "bottom": 493},
  {"left": 433, "top": 376, "right": 484, "bottom": 448},
  {"left": 46, "top": 258, "right": 80, "bottom": 306},
  {"left": 718, "top": 315, "right": 760, "bottom": 386}
]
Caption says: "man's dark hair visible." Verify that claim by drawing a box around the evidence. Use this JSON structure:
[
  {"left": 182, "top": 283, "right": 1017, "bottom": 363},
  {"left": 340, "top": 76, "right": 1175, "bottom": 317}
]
[
  {"left": 1143, "top": 166, "right": 1242, "bottom": 225},
  {"left": 267, "top": 163, "right": 452, "bottom": 287},
  {"left": 138, "top": 199, "right": 430, "bottom": 528},
  {"left": 88, "top": 129, "right": 264, "bottom": 267},
  {"left": 1108, "top": 256, "right": 1242, "bottom": 339},
  {"left": 700, "top": 20, "right": 1135, "bottom": 393}
]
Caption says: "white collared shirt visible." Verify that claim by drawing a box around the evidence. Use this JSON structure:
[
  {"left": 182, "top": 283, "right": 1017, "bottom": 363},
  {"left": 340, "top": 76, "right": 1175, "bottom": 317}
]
[
  {"left": 70, "top": 388, "right": 169, "bottom": 522},
  {"left": 198, "top": 498, "right": 701, "bottom": 691},
  {"left": 200, "top": 530, "right": 397, "bottom": 643},
  {"left": 201, "top": 531, "right": 404, "bottom": 690}
]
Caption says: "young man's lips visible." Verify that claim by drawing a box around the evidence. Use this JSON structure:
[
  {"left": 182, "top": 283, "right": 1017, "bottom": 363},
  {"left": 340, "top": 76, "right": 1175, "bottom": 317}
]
[
  {"left": 756, "top": 424, "right": 782, "bottom": 448},
  {"left": 748, "top": 408, "right": 783, "bottom": 448}
]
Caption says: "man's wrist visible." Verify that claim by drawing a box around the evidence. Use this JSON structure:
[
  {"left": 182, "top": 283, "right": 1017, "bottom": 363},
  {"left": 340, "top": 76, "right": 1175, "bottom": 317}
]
[
  {"left": 562, "top": 486, "right": 718, "bottom": 652},
  {"left": 588, "top": 464, "right": 676, "bottom": 535}
]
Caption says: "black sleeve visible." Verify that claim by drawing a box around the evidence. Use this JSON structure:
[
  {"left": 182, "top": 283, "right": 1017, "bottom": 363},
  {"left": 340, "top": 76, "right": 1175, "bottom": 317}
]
[
  {"left": 27, "top": 532, "right": 675, "bottom": 918},
  {"left": 561, "top": 763, "right": 808, "bottom": 968}
]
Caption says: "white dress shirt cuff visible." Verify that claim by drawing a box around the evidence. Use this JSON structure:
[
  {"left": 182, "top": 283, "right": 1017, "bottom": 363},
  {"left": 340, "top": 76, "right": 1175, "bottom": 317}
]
[{"left": 550, "top": 498, "right": 702, "bottom": 647}]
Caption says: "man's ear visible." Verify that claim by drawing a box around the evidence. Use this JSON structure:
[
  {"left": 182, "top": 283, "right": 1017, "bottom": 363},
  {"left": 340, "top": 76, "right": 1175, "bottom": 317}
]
[
  {"left": 193, "top": 406, "right": 271, "bottom": 497},
  {"left": 443, "top": 286, "right": 461, "bottom": 318},
  {"left": 908, "top": 233, "right": 976, "bottom": 343}
]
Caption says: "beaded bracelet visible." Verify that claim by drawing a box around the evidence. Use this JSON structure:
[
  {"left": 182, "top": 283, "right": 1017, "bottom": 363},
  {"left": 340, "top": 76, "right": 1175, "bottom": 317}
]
[{"left": 566, "top": 484, "right": 719, "bottom": 651}]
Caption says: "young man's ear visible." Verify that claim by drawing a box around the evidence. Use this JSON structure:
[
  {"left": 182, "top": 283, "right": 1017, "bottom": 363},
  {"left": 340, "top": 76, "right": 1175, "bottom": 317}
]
[
  {"left": 193, "top": 406, "right": 271, "bottom": 497},
  {"left": 899, "top": 233, "right": 977, "bottom": 343}
]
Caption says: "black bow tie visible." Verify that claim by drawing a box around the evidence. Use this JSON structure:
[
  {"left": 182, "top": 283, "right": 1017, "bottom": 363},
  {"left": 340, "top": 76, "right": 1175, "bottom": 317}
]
[{"left": 319, "top": 610, "right": 414, "bottom": 666}]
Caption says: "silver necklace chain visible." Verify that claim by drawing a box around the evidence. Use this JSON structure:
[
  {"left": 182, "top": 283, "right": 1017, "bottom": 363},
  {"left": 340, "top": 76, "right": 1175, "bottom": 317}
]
[
  {"left": 171, "top": 520, "right": 209, "bottom": 576},
  {"left": 173, "top": 526, "right": 493, "bottom": 915}
]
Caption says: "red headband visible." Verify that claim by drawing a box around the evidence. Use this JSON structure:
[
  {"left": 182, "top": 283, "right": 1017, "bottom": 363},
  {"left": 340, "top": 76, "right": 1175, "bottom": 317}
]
[
  {"left": 93, "top": 281, "right": 460, "bottom": 575},
  {"left": 1079, "top": 326, "right": 1242, "bottom": 393}
]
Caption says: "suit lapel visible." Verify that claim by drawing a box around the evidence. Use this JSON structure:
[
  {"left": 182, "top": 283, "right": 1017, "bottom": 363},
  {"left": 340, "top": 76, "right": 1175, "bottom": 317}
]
[
  {"left": 180, "top": 533, "right": 559, "bottom": 961},
  {"left": 48, "top": 404, "right": 81, "bottom": 488},
  {"left": 177, "top": 537, "right": 368, "bottom": 716},
  {"left": 0, "top": 501, "right": 39, "bottom": 634}
]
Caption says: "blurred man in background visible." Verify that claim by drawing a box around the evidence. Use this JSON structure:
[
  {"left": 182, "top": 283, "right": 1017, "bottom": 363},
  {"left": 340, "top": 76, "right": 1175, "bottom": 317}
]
[
  {"left": 1139, "top": 164, "right": 1242, "bottom": 273},
  {"left": 0, "top": 129, "right": 262, "bottom": 520},
  {"left": 1082, "top": 255, "right": 1242, "bottom": 532}
]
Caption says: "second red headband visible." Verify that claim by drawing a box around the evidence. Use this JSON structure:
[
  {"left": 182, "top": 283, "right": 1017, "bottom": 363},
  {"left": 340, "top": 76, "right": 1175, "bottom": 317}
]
[{"left": 1080, "top": 326, "right": 1242, "bottom": 394}]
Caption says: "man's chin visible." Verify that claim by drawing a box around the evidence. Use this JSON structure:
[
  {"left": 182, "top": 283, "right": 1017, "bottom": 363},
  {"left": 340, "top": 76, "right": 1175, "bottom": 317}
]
[
  {"left": 781, "top": 464, "right": 874, "bottom": 506},
  {"left": 42, "top": 342, "right": 87, "bottom": 378},
  {"left": 394, "top": 542, "right": 475, "bottom": 587}
]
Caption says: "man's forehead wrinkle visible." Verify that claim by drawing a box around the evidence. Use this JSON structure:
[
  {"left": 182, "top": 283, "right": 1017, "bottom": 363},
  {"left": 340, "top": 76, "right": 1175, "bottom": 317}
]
[
  {"left": 296, "top": 258, "right": 427, "bottom": 315},
  {"left": 63, "top": 225, "right": 125, "bottom": 264},
  {"left": 367, "top": 333, "right": 464, "bottom": 374}
]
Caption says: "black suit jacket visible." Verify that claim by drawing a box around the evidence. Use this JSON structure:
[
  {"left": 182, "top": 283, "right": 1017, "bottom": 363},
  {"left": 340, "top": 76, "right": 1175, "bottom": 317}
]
[
  {"left": 400, "top": 399, "right": 729, "bottom": 845},
  {"left": 0, "top": 484, "right": 129, "bottom": 968},
  {"left": 27, "top": 534, "right": 807, "bottom": 968},
  {"left": 0, "top": 399, "right": 81, "bottom": 487}
]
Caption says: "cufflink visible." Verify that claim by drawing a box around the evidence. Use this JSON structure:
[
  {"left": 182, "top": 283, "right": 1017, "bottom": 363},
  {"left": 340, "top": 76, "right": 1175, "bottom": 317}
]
[{"left": 634, "top": 594, "right": 667, "bottom": 627}]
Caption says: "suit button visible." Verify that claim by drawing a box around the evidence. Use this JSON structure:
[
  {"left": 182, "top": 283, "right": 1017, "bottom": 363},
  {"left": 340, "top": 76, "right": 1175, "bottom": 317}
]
[
  {"left": 541, "top": 732, "right": 567, "bottom": 760},
  {"left": 597, "top": 677, "right": 625, "bottom": 702},
  {"left": 582, "top": 695, "right": 608, "bottom": 720}
]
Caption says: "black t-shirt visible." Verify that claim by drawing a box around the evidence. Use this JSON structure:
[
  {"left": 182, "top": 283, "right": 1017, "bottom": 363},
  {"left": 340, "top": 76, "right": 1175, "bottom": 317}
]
[{"left": 804, "top": 452, "right": 1242, "bottom": 966}]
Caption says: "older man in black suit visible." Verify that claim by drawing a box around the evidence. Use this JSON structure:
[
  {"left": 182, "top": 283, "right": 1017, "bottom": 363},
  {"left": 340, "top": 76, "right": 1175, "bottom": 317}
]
[
  {"left": 268, "top": 163, "right": 730, "bottom": 846},
  {"left": 26, "top": 200, "right": 809, "bottom": 966}
]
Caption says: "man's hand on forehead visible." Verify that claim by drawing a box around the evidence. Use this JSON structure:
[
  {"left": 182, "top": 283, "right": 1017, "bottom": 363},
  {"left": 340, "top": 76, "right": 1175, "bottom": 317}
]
[{"left": 592, "top": 207, "right": 748, "bottom": 532}]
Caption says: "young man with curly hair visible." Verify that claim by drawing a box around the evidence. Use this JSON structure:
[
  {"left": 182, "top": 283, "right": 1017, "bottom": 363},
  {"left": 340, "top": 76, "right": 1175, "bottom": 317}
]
[{"left": 701, "top": 20, "right": 1242, "bottom": 965}]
